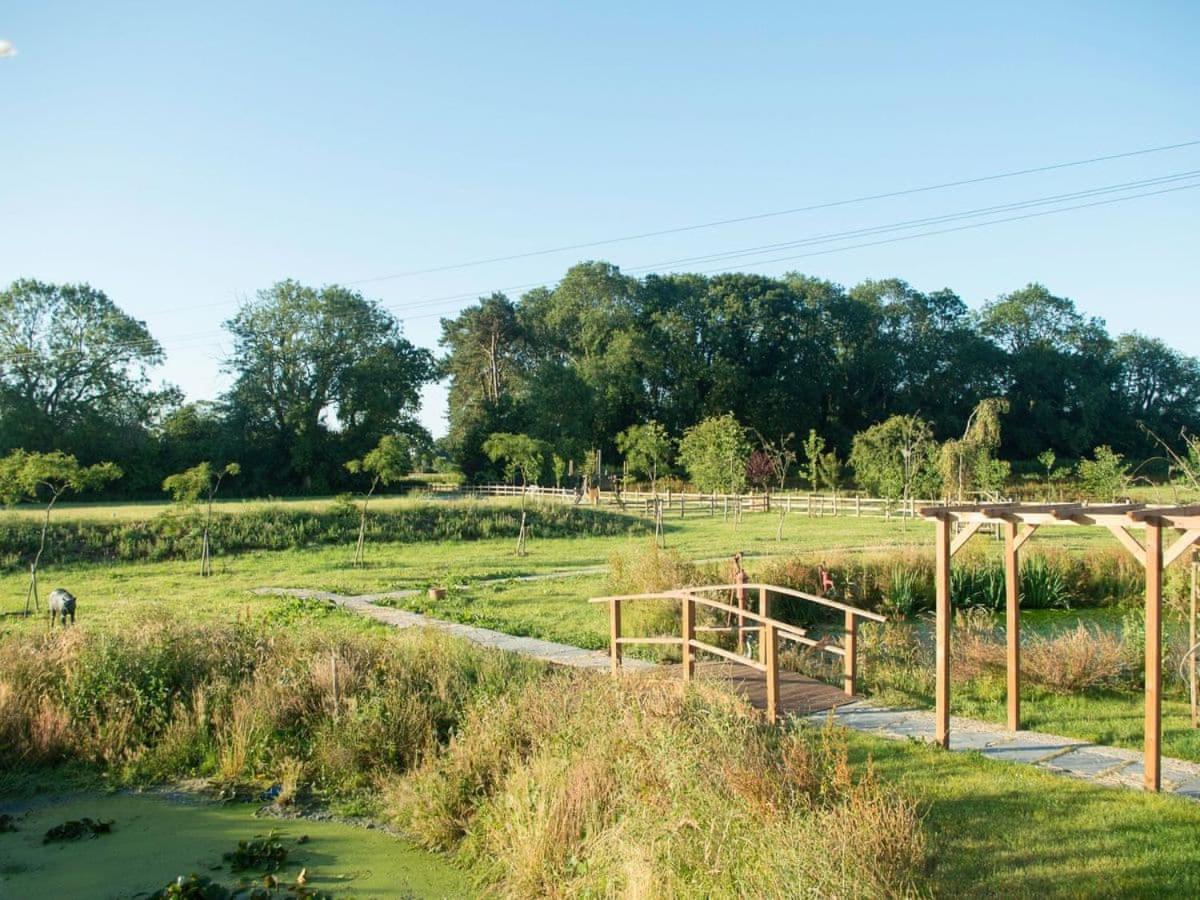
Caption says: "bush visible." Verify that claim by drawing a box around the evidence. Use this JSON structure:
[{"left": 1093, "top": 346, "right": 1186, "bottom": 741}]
[
  {"left": 0, "top": 500, "right": 644, "bottom": 569},
  {"left": 389, "top": 672, "right": 926, "bottom": 898}
]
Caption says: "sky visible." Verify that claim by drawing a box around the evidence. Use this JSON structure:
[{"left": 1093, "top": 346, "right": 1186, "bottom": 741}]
[{"left": 1, "top": 1, "right": 1197, "bottom": 438}]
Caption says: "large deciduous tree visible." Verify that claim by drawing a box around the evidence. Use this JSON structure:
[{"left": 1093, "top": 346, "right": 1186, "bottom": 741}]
[
  {"left": 0, "top": 280, "right": 174, "bottom": 476},
  {"left": 223, "top": 280, "right": 434, "bottom": 492}
]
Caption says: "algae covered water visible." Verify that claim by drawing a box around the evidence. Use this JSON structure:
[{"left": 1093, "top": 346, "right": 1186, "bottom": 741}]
[{"left": 0, "top": 793, "right": 470, "bottom": 899}]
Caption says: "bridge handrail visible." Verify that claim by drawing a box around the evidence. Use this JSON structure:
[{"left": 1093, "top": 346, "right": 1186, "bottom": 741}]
[{"left": 684, "top": 583, "right": 886, "bottom": 623}]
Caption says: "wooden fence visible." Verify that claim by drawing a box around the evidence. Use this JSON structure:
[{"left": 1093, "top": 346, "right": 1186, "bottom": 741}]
[{"left": 456, "top": 483, "right": 946, "bottom": 520}]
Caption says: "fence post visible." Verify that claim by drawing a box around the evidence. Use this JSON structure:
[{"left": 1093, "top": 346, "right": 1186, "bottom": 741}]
[
  {"left": 765, "top": 621, "right": 779, "bottom": 723},
  {"left": 681, "top": 593, "right": 695, "bottom": 682},
  {"left": 844, "top": 611, "right": 857, "bottom": 695},
  {"left": 609, "top": 598, "right": 622, "bottom": 675},
  {"left": 856, "top": 495, "right": 861, "bottom": 517}
]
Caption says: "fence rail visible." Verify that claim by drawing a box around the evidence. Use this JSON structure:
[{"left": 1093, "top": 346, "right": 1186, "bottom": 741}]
[{"left": 455, "top": 483, "right": 950, "bottom": 520}]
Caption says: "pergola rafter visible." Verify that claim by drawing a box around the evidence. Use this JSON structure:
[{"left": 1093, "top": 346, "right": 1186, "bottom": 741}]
[{"left": 920, "top": 502, "right": 1200, "bottom": 792}]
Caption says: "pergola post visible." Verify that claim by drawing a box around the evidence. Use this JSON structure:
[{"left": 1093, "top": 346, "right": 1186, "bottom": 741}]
[
  {"left": 1145, "top": 519, "right": 1163, "bottom": 791},
  {"left": 1004, "top": 520, "right": 1021, "bottom": 731},
  {"left": 935, "top": 515, "right": 952, "bottom": 748}
]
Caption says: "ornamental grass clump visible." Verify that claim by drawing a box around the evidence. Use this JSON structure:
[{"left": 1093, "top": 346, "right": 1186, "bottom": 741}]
[{"left": 390, "top": 671, "right": 926, "bottom": 898}]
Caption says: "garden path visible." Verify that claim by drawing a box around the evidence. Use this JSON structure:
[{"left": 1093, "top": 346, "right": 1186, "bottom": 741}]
[{"left": 255, "top": 580, "right": 1200, "bottom": 801}]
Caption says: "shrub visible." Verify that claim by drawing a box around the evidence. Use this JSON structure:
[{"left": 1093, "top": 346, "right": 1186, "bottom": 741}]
[
  {"left": 0, "top": 500, "right": 643, "bottom": 569},
  {"left": 389, "top": 672, "right": 925, "bottom": 897}
]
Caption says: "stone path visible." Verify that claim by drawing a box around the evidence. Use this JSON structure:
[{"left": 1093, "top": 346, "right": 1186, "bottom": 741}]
[
  {"left": 255, "top": 583, "right": 1200, "bottom": 800},
  {"left": 805, "top": 700, "right": 1200, "bottom": 798},
  {"left": 252, "top": 586, "right": 655, "bottom": 671}
]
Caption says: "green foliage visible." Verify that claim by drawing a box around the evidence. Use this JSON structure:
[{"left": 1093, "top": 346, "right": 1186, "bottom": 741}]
[
  {"left": 939, "top": 398, "right": 1011, "bottom": 500},
  {"left": 223, "top": 280, "right": 434, "bottom": 492},
  {"left": 615, "top": 421, "right": 671, "bottom": 490},
  {"left": 1076, "top": 445, "right": 1133, "bottom": 501},
  {"left": 801, "top": 429, "right": 826, "bottom": 490},
  {"left": 344, "top": 434, "right": 413, "bottom": 487},
  {"left": 0, "top": 449, "right": 122, "bottom": 505},
  {"left": 676, "top": 413, "right": 749, "bottom": 493},
  {"left": 224, "top": 831, "right": 288, "bottom": 872},
  {"left": 482, "top": 432, "right": 546, "bottom": 485},
  {"left": 0, "top": 502, "right": 641, "bottom": 569},
  {"left": 163, "top": 462, "right": 240, "bottom": 505},
  {"left": 849, "top": 415, "right": 940, "bottom": 500}
]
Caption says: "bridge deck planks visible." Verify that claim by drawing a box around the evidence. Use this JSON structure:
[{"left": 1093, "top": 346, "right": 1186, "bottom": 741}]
[{"left": 673, "top": 660, "right": 856, "bottom": 716}]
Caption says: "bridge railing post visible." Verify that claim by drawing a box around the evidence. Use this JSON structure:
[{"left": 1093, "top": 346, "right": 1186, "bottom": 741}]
[
  {"left": 609, "top": 598, "right": 622, "bottom": 675},
  {"left": 735, "top": 572, "right": 747, "bottom": 655},
  {"left": 844, "top": 611, "right": 857, "bottom": 695},
  {"left": 681, "top": 593, "right": 695, "bottom": 682},
  {"left": 764, "top": 621, "right": 779, "bottom": 722},
  {"left": 759, "top": 586, "right": 770, "bottom": 664}
]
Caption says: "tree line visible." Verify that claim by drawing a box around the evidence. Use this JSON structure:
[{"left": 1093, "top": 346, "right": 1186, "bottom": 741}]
[
  {"left": 0, "top": 278, "right": 435, "bottom": 495},
  {"left": 2, "top": 262, "right": 1199, "bottom": 498},
  {"left": 441, "top": 262, "right": 1200, "bottom": 481}
]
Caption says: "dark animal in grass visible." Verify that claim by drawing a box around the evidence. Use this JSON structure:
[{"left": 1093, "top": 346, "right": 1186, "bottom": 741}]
[{"left": 47, "top": 588, "right": 76, "bottom": 627}]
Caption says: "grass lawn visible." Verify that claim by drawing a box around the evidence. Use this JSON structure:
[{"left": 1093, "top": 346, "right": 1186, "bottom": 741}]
[{"left": 843, "top": 730, "right": 1200, "bottom": 896}]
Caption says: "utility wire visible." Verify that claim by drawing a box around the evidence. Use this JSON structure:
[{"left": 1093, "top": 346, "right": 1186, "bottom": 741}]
[
  {"left": 3, "top": 170, "right": 1198, "bottom": 363},
  {"left": 347, "top": 139, "right": 1200, "bottom": 284}
]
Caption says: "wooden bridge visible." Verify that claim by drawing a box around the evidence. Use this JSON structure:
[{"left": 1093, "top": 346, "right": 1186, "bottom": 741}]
[{"left": 590, "top": 582, "right": 885, "bottom": 721}]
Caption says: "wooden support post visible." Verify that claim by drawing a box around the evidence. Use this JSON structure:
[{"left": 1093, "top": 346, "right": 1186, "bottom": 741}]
[
  {"left": 935, "top": 515, "right": 952, "bottom": 748},
  {"left": 856, "top": 495, "right": 861, "bottom": 517},
  {"left": 764, "top": 621, "right": 779, "bottom": 723},
  {"left": 681, "top": 593, "right": 695, "bottom": 681},
  {"left": 1145, "top": 519, "right": 1163, "bottom": 791},
  {"left": 735, "top": 572, "right": 747, "bottom": 656},
  {"left": 1004, "top": 520, "right": 1021, "bottom": 731},
  {"left": 759, "top": 586, "right": 770, "bottom": 663},
  {"left": 844, "top": 611, "right": 857, "bottom": 695},
  {"left": 1192, "top": 551, "right": 1198, "bottom": 729},
  {"left": 609, "top": 598, "right": 622, "bottom": 675}
]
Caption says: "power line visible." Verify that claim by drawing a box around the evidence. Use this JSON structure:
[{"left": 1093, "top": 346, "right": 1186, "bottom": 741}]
[
  {"left": 346, "top": 138, "right": 1200, "bottom": 285},
  {"left": 3, "top": 169, "right": 1198, "bottom": 364},
  {"left": 386, "top": 180, "right": 1200, "bottom": 325}
]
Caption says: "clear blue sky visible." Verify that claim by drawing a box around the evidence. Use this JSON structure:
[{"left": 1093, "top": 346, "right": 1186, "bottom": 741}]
[{"left": 2, "top": 2, "right": 1197, "bottom": 437}]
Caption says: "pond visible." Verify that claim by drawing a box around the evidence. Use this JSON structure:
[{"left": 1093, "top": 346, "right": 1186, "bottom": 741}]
[{"left": 0, "top": 793, "right": 470, "bottom": 899}]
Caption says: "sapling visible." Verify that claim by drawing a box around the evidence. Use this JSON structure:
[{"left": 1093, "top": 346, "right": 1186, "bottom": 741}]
[
  {"left": 0, "top": 450, "right": 121, "bottom": 614},
  {"left": 482, "top": 432, "right": 546, "bottom": 556},
  {"left": 163, "top": 461, "right": 240, "bottom": 576},
  {"left": 345, "top": 435, "right": 413, "bottom": 566}
]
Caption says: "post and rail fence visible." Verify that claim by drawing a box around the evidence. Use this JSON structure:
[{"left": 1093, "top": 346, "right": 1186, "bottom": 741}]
[{"left": 456, "top": 483, "right": 961, "bottom": 521}]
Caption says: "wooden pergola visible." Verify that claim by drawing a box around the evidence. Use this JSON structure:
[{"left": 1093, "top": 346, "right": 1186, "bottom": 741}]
[{"left": 920, "top": 502, "right": 1200, "bottom": 791}]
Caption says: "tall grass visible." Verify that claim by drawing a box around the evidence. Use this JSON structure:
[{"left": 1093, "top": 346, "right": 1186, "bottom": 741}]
[
  {"left": 758, "top": 544, "right": 1147, "bottom": 619},
  {"left": 0, "top": 500, "right": 643, "bottom": 569},
  {"left": 390, "top": 672, "right": 925, "bottom": 898},
  {"left": 0, "top": 619, "right": 541, "bottom": 798}
]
